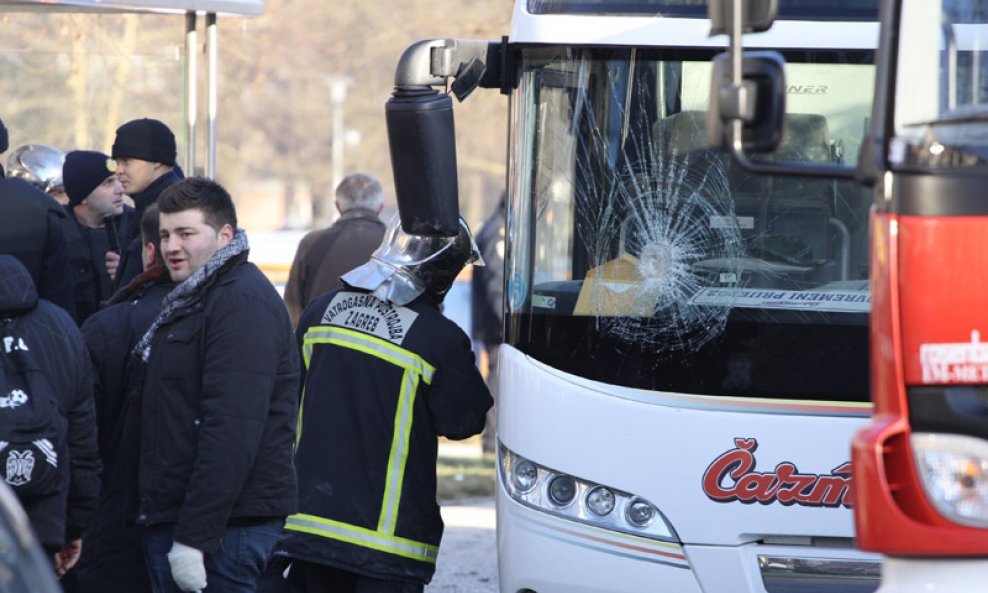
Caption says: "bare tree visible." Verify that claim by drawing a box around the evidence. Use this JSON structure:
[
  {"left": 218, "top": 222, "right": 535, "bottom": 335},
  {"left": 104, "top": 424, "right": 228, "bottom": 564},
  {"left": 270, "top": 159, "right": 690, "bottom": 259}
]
[{"left": 0, "top": 0, "right": 512, "bottom": 229}]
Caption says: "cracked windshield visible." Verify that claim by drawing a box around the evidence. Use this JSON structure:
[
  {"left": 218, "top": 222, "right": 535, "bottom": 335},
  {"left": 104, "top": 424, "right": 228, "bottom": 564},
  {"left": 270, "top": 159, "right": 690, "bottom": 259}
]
[{"left": 507, "top": 47, "right": 875, "bottom": 400}]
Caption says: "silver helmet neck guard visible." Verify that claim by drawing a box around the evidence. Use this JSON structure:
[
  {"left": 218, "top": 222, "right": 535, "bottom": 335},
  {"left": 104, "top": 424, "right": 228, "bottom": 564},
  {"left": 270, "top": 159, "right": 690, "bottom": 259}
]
[
  {"left": 6, "top": 144, "right": 65, "bottom": 193},
  {"left": 342, "top": 214, "right": 482, "bottom": 306}
]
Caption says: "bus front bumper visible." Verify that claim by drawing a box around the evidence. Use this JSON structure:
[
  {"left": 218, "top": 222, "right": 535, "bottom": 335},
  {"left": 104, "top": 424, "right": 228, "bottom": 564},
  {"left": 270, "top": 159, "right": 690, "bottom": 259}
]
[
  {"left": 496, "top": 487, "right": 880, "bottom": 593},
  {"left": 496, "top": 487, "right": 702, "bottom": 593}
]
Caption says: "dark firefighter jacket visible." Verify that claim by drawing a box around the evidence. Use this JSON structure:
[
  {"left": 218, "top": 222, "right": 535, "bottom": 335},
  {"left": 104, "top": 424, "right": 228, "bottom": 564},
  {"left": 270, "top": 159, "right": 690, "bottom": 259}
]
[
  {"left": 135, "top": 254, "right": 299, "bottom": 553},
  {"left": 0, "top": 255, "right": 100, "bottom": 551},
  {"left": 278, "top": 287, "right": 492, "bottom": 584}
]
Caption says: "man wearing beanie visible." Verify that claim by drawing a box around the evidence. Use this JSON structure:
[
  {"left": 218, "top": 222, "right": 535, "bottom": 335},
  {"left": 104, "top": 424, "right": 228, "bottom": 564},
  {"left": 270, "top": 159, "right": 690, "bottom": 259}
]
[
  {"left": 111, "top": 117, "right": 183, "bottom": 290},
  {"left": 60, "top": 150, "right": 133, "bottom": 324}
]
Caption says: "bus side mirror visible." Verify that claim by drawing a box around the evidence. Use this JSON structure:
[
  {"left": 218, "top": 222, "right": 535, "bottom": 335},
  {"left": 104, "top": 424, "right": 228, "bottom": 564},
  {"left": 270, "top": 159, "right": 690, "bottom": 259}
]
[
  {"left": 708, "top": 0, "right": 778, "bottom": 36},
  {"left": 385, "top": 38, "right": 503, "bottom": 237},
  {"left": 385, "top": 87, "right": 461, "bottom": 236},
  {"left": 707, "top": 51, "right": 787, "bottom": 153}
]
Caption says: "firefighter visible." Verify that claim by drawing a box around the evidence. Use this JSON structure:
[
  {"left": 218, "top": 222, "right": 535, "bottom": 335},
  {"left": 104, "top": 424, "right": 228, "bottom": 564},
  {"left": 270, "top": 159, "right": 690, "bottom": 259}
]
[{"left": 275, "top": 215, "right": 493, "bottom": 593}]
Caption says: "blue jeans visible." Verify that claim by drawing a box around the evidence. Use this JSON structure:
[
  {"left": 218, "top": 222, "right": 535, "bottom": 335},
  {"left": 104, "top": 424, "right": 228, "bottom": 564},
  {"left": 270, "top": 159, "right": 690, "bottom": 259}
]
[{"left": 143, "top": 519, "right": 284, "bottom": 593}]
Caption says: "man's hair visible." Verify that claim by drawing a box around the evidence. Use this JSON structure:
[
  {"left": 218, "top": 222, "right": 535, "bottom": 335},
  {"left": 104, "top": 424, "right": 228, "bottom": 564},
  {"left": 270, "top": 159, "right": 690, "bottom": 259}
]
[
  {"left": 158, "top": 176, "right": 237, "bottom": 231},
  {"left": 336, "top": 173, "right": 384, "bottom": 212},
  {"left": 140, "top": 203, "right": 163, "bottom": 260}
]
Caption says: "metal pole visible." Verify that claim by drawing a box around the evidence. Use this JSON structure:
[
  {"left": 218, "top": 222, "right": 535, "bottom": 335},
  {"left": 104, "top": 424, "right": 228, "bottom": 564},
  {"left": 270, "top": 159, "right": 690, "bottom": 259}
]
[
  {"left": 331, "top": 82, "right": 345, "bottom": 191},
  {"left": 329, "top": 77, "right": 349, "bottom": 222},
  {"left": 206, "top": 12, "right": 218, "bottom": 178},
  {"left": 184, "top": 11, "right": 198, "bottom": 175}
]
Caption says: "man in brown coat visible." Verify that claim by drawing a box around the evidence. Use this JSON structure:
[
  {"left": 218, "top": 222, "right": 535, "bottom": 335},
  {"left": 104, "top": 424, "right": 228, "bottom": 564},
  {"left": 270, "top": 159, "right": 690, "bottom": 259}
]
[{"left": 283, "top": 173, "right": 386, "bottom": 326}]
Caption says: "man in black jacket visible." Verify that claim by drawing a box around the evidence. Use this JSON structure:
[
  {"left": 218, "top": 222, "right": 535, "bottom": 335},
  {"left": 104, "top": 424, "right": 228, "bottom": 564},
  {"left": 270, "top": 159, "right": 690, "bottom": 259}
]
[
  {"left": 60, "top": 150, "right": 132, "bottom": 324},
  {"left": 0, "top": 119, "right": 75, "bottom": 317},
  {"left": 110, "top": 117, "right": 183, "bottom": 290},
  {"left": 135, "top": 177, "right": 298, "bottom": 593},
  {"left": 76, "top": 203, "right": 172, "bottom": 593},
  {"left": 277, "top": 216, "right": 492, "bottom": 593},
  {"left": 0, "top": 254, "right": 100, "bottom": 578}
]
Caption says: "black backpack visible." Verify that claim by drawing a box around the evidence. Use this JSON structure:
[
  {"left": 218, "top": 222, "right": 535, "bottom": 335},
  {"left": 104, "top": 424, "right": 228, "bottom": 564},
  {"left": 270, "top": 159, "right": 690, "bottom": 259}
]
[{"left": 0, "top": 316, "right": 68, "bottom": 499}]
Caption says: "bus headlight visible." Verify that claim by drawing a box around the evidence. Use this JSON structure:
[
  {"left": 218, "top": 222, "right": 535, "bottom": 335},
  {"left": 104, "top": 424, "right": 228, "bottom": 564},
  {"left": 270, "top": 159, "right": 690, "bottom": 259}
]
[
  {"left": 548, "top": 476, "right": 577, "bottom": 506},
  {"left": 511, "top": 459, "right": 539, "bottom": 493},
  {"left": 499, "top": 444, "right": 678, "bottom": 542},
  {"left": 912, "top": 433, "right": 988, "bottom": 527},
  {"left": 586, "top": 486, "right": 616, "bottom": 516},
  {"left": 626, "top": 498, "right": 657, "bottom": 527}
]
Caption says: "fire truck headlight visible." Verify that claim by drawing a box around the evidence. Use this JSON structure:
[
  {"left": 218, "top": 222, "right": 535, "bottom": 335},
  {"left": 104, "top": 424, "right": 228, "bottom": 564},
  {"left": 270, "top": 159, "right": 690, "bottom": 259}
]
[
  {"left": 499, "top": 443, "right": 678, "bottom": 542},
  {"left": 912, "top": 433, "right": 988, "bottom": 527}
]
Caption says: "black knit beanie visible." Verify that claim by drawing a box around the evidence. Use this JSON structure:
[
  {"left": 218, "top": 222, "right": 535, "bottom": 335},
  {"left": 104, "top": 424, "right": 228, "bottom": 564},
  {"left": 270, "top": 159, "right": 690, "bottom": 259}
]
[
  {"left": 111, "top": 118, "right": 176, "bottom": 166},
  {"left": 64, "top": 150, "right": 117, "bottom": 207}
]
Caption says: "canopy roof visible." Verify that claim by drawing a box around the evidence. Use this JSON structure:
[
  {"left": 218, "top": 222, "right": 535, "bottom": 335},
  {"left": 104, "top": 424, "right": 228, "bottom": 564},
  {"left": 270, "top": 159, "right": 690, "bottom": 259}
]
[{"left": 0, "top": 0, "right": 262, "bottom": 16}]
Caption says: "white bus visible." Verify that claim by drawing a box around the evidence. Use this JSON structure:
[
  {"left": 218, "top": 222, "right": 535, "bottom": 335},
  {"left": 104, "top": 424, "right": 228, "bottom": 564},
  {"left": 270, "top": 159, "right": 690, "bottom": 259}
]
[
  {"left": 496, "top": 3, "right": 879, "bottom": 592},
  {"left": 385, "top": 1, "right": 882, "bottom": 591}
]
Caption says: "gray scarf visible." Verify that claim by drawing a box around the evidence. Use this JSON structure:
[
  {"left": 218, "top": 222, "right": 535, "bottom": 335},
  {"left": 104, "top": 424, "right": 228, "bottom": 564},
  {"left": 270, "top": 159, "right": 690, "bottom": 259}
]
[{"left": 135, "top": 228, "right": 250, "bottom": 362}]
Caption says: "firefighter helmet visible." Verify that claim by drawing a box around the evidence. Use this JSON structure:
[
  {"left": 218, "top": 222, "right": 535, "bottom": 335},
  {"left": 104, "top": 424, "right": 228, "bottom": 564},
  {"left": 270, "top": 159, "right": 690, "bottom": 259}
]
[
  {"left": 6, "top": 144, "right": 66, "bottom": 194},
  {"left": 343, "top": 214, "right": 482, "bottom": 305}
]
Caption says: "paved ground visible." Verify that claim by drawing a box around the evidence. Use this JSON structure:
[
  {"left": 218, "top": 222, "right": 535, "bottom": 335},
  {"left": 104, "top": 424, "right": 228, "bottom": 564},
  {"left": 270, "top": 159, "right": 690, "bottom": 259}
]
[
  {"left": 431, "top": 438, "right": 497, "bottom": 592},
  {"left": 426, "top": 497, "right": 498, "bottom": 593}
]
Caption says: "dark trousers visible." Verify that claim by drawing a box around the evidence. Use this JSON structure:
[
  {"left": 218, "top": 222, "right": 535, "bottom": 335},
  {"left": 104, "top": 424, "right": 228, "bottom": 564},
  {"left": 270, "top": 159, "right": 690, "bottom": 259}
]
[
  {"left": 286, "top": 560, "right": 424, "bottom": 593},
  {"left": 143, "top": 519, "right": 283, "bottom": 593}
]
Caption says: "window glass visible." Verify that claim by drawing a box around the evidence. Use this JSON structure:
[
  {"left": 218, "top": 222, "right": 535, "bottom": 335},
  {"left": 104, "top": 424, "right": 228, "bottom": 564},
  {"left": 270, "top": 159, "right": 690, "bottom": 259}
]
[
  {"left": 895, "top": 0, "right": 988, "bottom": 169},
  {"left": 528, "top": 0, "right": 878, "bottom": 20},
  {"left": 506, "top": 47, "right": 875, "bottom": 400}
]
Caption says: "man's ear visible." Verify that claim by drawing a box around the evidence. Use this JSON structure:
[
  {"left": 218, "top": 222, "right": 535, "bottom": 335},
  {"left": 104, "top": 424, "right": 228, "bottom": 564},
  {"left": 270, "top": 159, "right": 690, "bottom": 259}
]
[
  {"left": 218, "top": 223, "right": 235, "bottom": 246},
  {"left": 143, "top": 242, "right": 158, "bottom": 270}
]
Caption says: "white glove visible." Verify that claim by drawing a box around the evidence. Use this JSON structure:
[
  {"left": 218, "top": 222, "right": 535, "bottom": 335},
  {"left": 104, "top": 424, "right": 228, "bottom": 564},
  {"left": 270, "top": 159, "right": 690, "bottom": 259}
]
[{"left": 167, "top": 542, "right": 207, "bottom": 592}]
